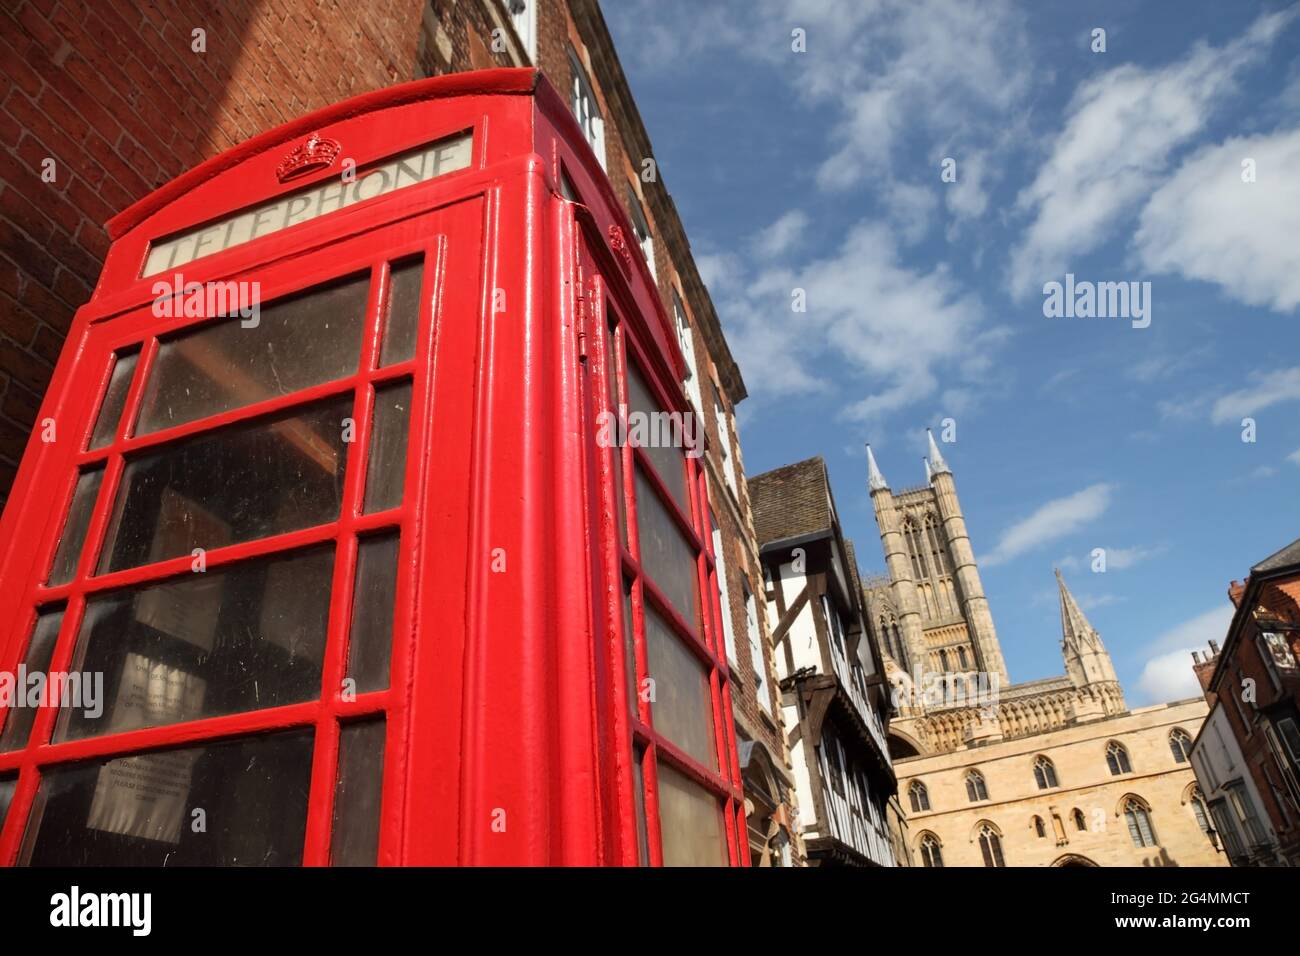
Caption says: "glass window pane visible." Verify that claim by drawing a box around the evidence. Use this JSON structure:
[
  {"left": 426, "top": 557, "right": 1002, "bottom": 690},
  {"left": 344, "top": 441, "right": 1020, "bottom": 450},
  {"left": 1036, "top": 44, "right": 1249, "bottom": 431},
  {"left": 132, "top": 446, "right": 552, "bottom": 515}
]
[
  {"left": 635, "top": 468, "right": 701, "bottom": 630},
  {"left": 88, "top": 348, "right": 140, "bottom": 449},
  {"left": 100, "top": 394, "right": 352, "bottom": 574},
  {"left": 623, "top": 577, "right": 637, "bottom": 711},
  {"left": 20, "top": 729, "right": 313, "bottom": 865},
  {"left": 0, "top": 773, "right": 15, "bottom": 830},
  {"left": 631, "top": 746, "right": 649, "bottom": 866},
  {"left": 332, "top": 717, "right": 386, "bottom": 866},
  {"left": 379, "top": 258, "right": 424, "bottom": 367},
  {"left": 46, "top": 466, "right": 104, "bottom": 586},
  {"left": 136, "top": 273, "right": 369, "bottom": 434},
  {"left": 0, "top": 608, "right": 64, "bottom": 752},
  {"left": 55, "top": 546, "right": 333, "bottom": 742},
  {"left": 645, "top": 607, "right": 716, "bottom": 770},
  {"left": 364, "top": 379, "right": 412, "bottom": 513},
  {"left": 656, "top": 762, "right": 727, "bottom": 867},
  {"left": 606, "top": 323, "right": 627, "bottom": 544},
  {"left": 348, "top": 532, "right": 399, "bottom": 694},
  {"left": 626, "top": 361, "right": 688, "bottom": 512}
]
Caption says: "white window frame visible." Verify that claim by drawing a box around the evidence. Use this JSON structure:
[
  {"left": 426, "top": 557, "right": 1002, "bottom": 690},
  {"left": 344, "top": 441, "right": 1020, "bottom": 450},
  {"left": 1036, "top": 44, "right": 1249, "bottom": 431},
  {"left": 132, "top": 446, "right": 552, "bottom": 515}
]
[
  {"left": 505, "top": 0, "right": 538, "bottom": 63},
  {"left": 627, "top": 188, "right": 656, "bottom": 282},
  {"left": 743, "top": 578, "right": 770, "bottom": 714},
  {"left": 712, "top": 511, "right": 739, "bottom": 669},
  {"left": 568, "top": 49, "right": 606, "bottom": 170},
  {"left": 715, "top": 396, "right": 737, "bottom": 496},
  {"left": 672, "top": 290, "right": 703, "bottom": 418}
]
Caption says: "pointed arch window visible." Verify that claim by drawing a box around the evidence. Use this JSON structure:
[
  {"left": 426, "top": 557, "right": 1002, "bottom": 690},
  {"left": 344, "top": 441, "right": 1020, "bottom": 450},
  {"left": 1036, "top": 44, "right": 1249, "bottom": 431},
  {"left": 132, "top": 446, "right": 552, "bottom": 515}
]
[
  {"left": 1033, "top": 755, "right": 1059, "bottom": 790},
  {"left": 908, "top": 780, "right": 930, "bottom": 813},
  {"left": 977, "top": 823, "right": 1005, "bottom": 867},
  {"left": 1169, "top": 728, "right": 1193, "bottom": 764},
  {"left": 924, "top": 512, "right": 950, "bottom": 575},
  {"left": 903, "top": 518, "right": 926, "bottom": 581},
  {"left": 1106, "top": 741, "right": 1132, "bottom": 775},
  {"left": 965, "top": 770, "right": 988, "bottom": 802},
  {"left": 1123, "top": 797, "right": 1157, "bottom": 848},
  {"left": 1072, "top": 808, "right": 1087, "bottom": 831},
  {"left": 1187, "top": 787, "right": 1215, "bottom": 845},
  {"left": 919, "top": 832, "right": 943, "bottom": 867}
]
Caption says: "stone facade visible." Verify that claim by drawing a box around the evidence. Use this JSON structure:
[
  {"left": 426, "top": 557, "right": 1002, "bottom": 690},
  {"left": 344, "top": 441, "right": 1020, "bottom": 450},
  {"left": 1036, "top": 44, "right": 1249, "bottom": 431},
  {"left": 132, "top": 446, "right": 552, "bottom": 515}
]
[{"left": 863, "top": 435, "right": 1225, "bottom": 866}]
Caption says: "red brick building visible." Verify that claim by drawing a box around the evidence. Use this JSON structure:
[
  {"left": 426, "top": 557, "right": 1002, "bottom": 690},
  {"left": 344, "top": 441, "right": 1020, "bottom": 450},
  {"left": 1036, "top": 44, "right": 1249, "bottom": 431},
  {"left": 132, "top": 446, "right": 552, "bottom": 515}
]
[
  {"left": 0, "top": 0, "right": 800, "bottom": 864},
  {"left": 1195, "top": 538, "right": 1300, "bottom": 865}
]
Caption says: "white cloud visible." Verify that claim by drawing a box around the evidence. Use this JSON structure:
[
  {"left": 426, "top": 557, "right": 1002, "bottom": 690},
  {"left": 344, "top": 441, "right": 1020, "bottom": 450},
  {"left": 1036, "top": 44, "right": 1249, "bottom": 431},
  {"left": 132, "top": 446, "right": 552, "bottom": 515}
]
[
  {"left": 1135, "top": 128, "right": 1300, "bottom": 311},
  {"left": 1008, "top": 9, "right": 1297, "bottom": 300},
  {"left": 709, "top": 216, "right": 1002, "bottom": 417},
  {"left": 1210, "top": 366, "right": 1300, "bottom": 423},
  {"left": 752, "top": 210, "right": 810, "bottom": 260},
  {"left": 1288, "top": 449, "right": 1300, "bottom": 466},
  {"left": 1057, "top": 544, "right": 1162, "bottom": 572},
  {"left": 1135, "top": 604, "right": 1235, "bottom": 703},
  {"left": 983, "top": 483, "right": 1114, "bottom": 567}
]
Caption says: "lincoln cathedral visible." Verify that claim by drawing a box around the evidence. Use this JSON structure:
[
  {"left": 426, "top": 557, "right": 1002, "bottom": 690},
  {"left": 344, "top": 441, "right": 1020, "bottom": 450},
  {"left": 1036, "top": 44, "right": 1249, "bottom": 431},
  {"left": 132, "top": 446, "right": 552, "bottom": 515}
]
[{"left": 862, "top": 433, "right": 1223, "bottom": 867}]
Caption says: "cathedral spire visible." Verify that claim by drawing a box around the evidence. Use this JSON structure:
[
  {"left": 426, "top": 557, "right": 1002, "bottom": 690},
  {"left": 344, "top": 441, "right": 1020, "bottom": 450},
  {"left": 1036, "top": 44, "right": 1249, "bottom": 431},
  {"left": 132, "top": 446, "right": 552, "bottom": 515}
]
[
  {"left": 926, "top": 428, "right": 950, "bottom": 476},
  {"left": 1056, "top": 568, "right": 1120, "bottom": 691},
  {"left": 866, "top": 443, "right": 888, "bottom": 492},
  {"left": 1056, "top": 568, "right": 1100, "bottom": 650}
]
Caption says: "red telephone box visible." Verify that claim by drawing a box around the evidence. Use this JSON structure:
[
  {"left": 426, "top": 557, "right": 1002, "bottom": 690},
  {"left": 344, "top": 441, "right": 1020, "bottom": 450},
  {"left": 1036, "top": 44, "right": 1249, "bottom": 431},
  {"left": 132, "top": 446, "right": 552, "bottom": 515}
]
[{"left": 0, "top": 69, "right": 744, "bottom": 866}]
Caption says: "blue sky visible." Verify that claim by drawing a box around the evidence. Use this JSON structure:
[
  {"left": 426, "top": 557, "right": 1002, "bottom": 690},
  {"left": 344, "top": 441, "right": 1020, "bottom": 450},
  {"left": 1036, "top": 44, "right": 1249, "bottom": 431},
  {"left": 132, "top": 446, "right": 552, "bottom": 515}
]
[{"left": 604, "top": 0, "right": 1300, "bottom": 702}]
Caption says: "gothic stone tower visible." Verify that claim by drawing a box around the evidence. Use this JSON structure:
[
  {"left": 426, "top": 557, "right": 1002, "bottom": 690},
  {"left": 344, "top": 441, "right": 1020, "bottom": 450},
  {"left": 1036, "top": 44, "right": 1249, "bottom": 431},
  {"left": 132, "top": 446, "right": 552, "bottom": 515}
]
[{"left": 866, "top": 432, "right": 1008, "bottom": 690}]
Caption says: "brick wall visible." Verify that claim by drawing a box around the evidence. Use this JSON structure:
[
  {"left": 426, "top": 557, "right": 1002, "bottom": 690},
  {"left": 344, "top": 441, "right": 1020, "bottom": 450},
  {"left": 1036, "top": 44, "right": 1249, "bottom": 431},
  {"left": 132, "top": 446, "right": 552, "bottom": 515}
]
[{"left": 0, "top": 0, "right": 429, "bottom": 504}]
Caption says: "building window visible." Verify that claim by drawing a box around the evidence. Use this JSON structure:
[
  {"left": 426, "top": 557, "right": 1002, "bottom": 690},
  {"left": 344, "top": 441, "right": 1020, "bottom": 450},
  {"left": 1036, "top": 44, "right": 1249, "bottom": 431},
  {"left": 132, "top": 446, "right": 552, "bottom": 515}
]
[
  {"left": 977, "top": 823, "right": 1005, "bottom": 867},
  {"left": 924, "top": 512, "right": 950, "bottom": 574},
  {"left": 822, "top": 594, "right": 847, "bottom": 659},
  {"left": 743, "top": 578, "right": 770, "bottom": 714},
  {"left": 903, "top": 518, "right": 926, "bottom": 581},
  {"left": 1034, "top": 755, "right": 1059, "bottom": 789},
  {"left": 919, "top": 832, "right": 943, "bottom": 867},
  {"left": 938, "top": 648, "right": 949, "bottom": 671},
  {"left": 568, "top": 49, "right": 606, "bottom": 169},
  {"left": 1033, "top": 815, "right": 1046, "bottom": 838},
  {"left": 1106, "top": 741, "right": 1132, "bottom": 775},
  {"left": 1188, "top": 786, "right": 1215, "bottom": 843},
  {"left": 1123, "top": 797, "right": 1157, "bottom": 848},
  {"left": 957, "top": 646, "right": 968, "bottom": 668},
  {"left": 1169, "top": 728, "right": 1193, "bottom": 764},
  {"left": 1073, "top": 808, "right": 1087, "bottom": 831},
  {"left": 908, "top": 780, "right": 930, "bottom": 813},
  {"left": 672, "top": 291, "right": 703, "bottom": 417},
  {"left": 714, "top": 395, "right": 737, "bottom": 497},
  {"left": 505, "top": 0, "right": 538, "bottom": 62},
  {"left": 626, "top": 188, "right": 656, "bottom": 283},
  {"left": 710, "top": 510, "right": 738, "bottom": 669},
  {"left": 965, "top": 770, "right": 988, "bottom": 802}
]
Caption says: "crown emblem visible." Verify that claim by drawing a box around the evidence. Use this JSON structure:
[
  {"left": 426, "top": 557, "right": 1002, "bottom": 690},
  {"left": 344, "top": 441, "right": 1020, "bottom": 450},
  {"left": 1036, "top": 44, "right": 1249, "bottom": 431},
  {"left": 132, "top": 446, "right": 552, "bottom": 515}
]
[{"left": 276, "top": 133, "right": 341, "bottom": 183}]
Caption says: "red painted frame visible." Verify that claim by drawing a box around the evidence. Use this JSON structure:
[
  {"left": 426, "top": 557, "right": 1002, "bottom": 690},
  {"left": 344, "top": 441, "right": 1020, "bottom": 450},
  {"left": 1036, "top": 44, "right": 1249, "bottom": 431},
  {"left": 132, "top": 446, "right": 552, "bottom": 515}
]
[{"left": 0, "top": 68, "right": 743, "bottom": 866}]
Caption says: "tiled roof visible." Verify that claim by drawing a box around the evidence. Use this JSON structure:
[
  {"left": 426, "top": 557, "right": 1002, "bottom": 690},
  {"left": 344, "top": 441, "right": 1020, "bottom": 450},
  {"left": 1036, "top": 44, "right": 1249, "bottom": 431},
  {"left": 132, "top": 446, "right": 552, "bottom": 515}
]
[
  {"left": 747, "top": 456, "right": 832, "bottom": 546},
  {"left": 1252, "top": 537, "right": 1300, "bottom": 574}
]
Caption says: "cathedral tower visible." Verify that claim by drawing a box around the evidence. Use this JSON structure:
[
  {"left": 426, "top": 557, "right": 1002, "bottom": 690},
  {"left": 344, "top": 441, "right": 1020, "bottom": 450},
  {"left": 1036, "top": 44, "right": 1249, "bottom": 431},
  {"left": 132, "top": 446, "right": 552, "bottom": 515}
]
[
  {"left": 1056, "top": 569, "right": 1124, "bottom": 711},
  {"left": 865, "top": 433, "right": 1009, "bottom": 685}
]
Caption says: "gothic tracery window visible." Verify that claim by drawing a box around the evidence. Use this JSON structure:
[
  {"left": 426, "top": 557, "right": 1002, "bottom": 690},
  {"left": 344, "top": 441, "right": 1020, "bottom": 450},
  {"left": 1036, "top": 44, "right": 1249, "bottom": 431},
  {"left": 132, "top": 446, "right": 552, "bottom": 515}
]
[
  {"left": 924, "top": 512, "right": 950, "bottom": 575},
  {"left": 919, "top": 832, "right": 943, "bottom": 867},
  {"left": 1188, "top": 786, "right": 1214, "bottom": 842},
  {"left": 1034, "top": 755, "right": 1059, "bottom": 790},
  {"left": 965, "top": 770, "right": 988, "bottom": 802},
  {"left": 909, "top": 780, "right": 930, "bottom": 813},
  {"left": 904, "top": 518, "right": 926, "bottom": 581},
  {"left": 1169, "top": 728, "right": 1193, "bottom": 764},
  {"left": 1106, "top": 741, "right": 1132, "bottom": 775},
  {"left": 1123, "top": 797, "right": 1157, "bottom": 848},
  {"left": 977, "top": 823, "right": 1005, "bottom": 867}
]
